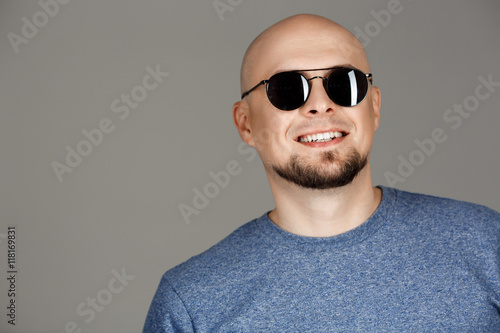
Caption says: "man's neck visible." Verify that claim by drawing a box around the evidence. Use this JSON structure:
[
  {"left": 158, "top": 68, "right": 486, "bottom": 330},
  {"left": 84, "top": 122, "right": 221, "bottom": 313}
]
[{"left": 267, "top": 168, "right": 382, "bottom": 238}]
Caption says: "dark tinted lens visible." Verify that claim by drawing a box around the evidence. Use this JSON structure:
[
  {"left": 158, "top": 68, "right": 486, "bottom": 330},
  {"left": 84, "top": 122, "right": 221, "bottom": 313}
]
[
  {"left": 327, "top": 68, "right": 369, "bottom": 107},
  {"left": 266, "top": 72, "right": 308, "bottom": 111}
]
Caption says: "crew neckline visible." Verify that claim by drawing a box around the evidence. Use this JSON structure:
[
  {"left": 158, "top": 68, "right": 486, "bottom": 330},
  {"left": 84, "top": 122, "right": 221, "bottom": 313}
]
[{"left": 254, "top": 186, "right": 397, "bottom": 252}]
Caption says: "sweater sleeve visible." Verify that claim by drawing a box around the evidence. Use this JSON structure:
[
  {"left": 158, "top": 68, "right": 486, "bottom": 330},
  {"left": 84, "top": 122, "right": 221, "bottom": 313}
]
[{"left": 143, "top": 275, "right": 194, "bottom": 333}]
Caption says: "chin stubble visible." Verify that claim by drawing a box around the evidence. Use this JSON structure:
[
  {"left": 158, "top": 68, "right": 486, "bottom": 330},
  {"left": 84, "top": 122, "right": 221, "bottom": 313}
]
[{"left": 272, "top": 148, "right": 368, "bottom": 190}]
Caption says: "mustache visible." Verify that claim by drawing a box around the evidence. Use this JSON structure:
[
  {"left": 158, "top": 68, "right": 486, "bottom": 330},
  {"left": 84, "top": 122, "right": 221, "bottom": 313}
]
[{"left": 291, "top": 118, "right": 354, "bottom": 135}]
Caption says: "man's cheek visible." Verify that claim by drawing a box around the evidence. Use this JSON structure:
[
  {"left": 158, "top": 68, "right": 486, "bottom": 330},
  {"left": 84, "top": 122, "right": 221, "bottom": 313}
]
[
  {"left": 254, "top": 128, "right": 280, "bottom": 152},
  {"left": 250, "top": 112, "right": 290, "bottom": 154}
]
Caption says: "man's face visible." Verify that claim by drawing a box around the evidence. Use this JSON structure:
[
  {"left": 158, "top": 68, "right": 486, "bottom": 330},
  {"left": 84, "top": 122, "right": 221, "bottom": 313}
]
[{"left": 235, "top": 24, "right": 381, "bottom": 190}]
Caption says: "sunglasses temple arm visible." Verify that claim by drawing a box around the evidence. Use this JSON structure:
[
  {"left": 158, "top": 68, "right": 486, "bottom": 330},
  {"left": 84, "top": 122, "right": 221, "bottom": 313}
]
[
  {"left": 241, "top": 80, "right": 267, "bottom": 99},
  {"left": 366, "top": 73, "right": 373, "bottom": 84}
]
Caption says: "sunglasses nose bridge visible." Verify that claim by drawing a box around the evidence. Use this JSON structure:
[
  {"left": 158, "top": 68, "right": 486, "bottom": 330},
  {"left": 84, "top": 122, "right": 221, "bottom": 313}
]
[
  {"left": 302, "top": 75, "right": 335, "bottom": 113},
  {"left": 306, "top": 76, "right": 329, "bottom": 96},
  {"left": 306, "top": 75, "right": 327, "bottom": 83}
]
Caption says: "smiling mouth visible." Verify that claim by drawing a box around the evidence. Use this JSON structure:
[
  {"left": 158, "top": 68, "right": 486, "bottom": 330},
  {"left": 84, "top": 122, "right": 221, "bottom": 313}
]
[{"left": 297, "top": 131, "right": 347, "bottom": 143}]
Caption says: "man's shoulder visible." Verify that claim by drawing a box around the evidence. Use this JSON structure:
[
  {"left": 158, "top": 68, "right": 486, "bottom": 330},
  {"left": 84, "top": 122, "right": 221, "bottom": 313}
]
[
  {"left": 388, "top": 186, "right": 499, "bottom": 217},
  {"left": 385, "top": 186, "right": 500, "bottom": 235},
  {"left": 161, "top": 214, "right": 267, "bottom": 294}
]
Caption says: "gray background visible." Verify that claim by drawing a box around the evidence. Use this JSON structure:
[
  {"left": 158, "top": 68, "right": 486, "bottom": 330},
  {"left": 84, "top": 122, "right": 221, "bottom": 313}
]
[{"left": 0, "top": 0, "right": 499, "bottom": 332}]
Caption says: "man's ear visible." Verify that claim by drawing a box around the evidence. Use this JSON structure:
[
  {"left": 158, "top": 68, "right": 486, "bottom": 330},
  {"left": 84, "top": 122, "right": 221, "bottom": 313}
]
[
  {"left": 233, "top": 101, "right": 255, "bottom": 147},
  {"left": 370, "top": 86, "right": 381, "bottom": 131}
]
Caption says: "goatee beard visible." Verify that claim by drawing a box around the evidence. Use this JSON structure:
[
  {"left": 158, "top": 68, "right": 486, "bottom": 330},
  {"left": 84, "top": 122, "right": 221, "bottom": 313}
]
[{"left": 272, "top": 148, "right": 368, "bottom": 190}]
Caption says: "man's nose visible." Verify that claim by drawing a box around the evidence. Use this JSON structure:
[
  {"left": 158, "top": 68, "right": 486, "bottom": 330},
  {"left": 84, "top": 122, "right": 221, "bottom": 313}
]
[{"left": 301, "top": 77, "right": 336, "bottom": 115}]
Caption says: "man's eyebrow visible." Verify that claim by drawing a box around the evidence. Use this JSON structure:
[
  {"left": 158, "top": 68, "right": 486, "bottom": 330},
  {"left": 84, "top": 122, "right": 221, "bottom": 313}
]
[
  {"left": 294, "top": 63, "right": 357, "bottom": 73},
  {"left": 270, "top": 63, "right": 358, "bottom": 76}
]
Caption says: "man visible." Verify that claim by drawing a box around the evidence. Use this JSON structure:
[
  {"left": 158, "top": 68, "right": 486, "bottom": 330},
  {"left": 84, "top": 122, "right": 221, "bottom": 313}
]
[{"left": 144, "top": 14, "right": 500, "bottom": 332}]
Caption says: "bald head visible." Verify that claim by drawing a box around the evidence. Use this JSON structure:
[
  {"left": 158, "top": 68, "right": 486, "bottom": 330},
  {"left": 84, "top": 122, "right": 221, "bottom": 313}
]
[{"left": 240, "top": 14, "right": 370, "bottom": 95}]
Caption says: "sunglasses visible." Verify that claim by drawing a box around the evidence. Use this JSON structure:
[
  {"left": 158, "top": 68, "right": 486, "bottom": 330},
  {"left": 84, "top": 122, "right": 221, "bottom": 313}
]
[{"left": 241, "top": 67, "right": 373, "bottom": 111}]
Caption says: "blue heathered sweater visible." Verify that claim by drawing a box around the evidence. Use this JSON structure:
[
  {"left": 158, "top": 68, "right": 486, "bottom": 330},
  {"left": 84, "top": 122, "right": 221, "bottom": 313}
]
[{"left": 144, "top": 186, "right": 500, "bottom": 332}]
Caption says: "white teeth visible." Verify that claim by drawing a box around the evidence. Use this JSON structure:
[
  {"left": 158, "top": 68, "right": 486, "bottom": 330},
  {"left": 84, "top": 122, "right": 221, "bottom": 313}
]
[{"left": 299, "top": 131, "right": 345, "bottom": 143}]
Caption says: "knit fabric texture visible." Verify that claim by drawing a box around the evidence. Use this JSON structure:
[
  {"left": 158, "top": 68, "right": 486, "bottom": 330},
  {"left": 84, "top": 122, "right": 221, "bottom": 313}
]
[{"left": 144, "top": 186, "right": 500, "bottom": 332}]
